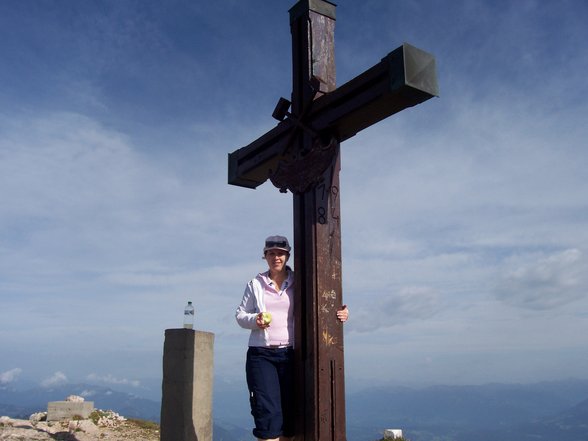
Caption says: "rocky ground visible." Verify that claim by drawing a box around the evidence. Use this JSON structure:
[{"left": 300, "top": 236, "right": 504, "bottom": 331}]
[{"left": 0, "top": 411, "right": 159, "bottom": 441}]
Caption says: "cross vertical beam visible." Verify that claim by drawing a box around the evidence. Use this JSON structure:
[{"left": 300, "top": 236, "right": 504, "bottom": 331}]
[{"left": 288, "top": 3, "right": 346, "bottom": 440}]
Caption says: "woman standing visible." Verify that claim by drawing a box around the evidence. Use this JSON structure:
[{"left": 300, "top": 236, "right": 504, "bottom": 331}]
[{"left": 236, "top": 235, "right": 348, "bottom": 441}]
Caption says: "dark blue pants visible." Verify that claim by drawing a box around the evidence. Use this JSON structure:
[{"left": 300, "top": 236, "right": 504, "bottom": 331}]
[{"left": 246, "top": 346, "right": 294, "bottom": 439}]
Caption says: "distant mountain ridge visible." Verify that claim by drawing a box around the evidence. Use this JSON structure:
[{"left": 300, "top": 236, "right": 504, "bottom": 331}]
[
  {"left": 346, "top": 379, "right": 588, "bottom": 441},
  {"left": 2, "top": 379, "right": 588, "bottom": 441}
]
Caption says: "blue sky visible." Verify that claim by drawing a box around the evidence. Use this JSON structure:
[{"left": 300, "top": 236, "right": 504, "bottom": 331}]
[{"left": 1, "top": 0, "right": 588, "bottom": 399}]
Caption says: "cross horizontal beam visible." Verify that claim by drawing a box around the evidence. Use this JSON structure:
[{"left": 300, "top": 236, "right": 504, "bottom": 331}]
[{"left": 228, "top": 43, "right": 438, "bottom": 189}]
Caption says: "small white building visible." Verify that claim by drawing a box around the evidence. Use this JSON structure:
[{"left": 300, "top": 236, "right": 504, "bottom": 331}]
[{"left": 384, "top": 428, "right": 403, "bottom": 439}]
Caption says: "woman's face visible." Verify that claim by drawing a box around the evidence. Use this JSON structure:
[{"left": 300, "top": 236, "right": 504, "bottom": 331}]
[{"left": 265, "top": 249, "right": 289, "bottom": 274}]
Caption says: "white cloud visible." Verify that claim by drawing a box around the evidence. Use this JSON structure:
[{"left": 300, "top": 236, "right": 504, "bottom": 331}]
[
  {"left": 41, "top": 371, "right": 68, "bottom": 388},
  {"left": 0, "top": 368, "right": 22, "bottom": 384},
  {"left": 495, "top": 249, "right": 587, "bottom": 310},
  {"left": 347, "top": 286, "right": 440, "bottom": 333},
  {"left": 87, "top": 373, "right": 140, "bottom": 388}
]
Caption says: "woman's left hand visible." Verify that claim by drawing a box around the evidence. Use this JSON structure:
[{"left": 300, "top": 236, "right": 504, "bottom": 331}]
[{"left": 337, "top": 305, "right": 349, "bottom": 323}]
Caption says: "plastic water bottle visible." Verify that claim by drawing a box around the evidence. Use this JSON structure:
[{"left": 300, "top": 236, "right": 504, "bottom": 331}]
[{"left": 183, "top": 301, "right": 194, "bottom": 329}]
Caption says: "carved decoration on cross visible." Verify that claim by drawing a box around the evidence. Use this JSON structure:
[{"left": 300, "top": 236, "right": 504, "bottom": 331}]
[{"left": 269, "top": 77, "right": 338, "bottom": 194}]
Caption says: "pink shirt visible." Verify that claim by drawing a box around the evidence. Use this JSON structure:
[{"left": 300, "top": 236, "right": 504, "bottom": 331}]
[{"left": 260, "top": 272, "right": 294, "bottom": 346}]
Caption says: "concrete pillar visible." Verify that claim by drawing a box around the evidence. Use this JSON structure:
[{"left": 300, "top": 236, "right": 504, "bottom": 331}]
[{"left": 161, "top": 329, "right": 214, "bottom": 441}]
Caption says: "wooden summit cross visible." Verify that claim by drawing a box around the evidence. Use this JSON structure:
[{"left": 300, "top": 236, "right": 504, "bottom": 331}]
[{"left": 228, "top": 1, "right": 438, "bottom": 440}]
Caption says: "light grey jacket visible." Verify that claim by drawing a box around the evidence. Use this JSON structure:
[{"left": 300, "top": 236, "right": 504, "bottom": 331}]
[{"left": 235, "top": 269, "right": 294, "bottom": 347}]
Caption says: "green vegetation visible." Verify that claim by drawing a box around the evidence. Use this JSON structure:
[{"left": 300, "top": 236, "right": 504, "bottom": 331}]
[
  {"left": 127, "top": 418, "right": 159, "bottom": 431},
  {"left": 88, "top": 410, "right": 110, "bottom": 425}
]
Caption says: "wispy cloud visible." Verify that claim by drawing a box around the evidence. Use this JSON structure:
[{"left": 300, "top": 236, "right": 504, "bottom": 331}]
[
  {"left": 0, "top": 368, "right": 22, "bottom": 384},
  {"left": 41, "top": 371, "right": 68, "bottom": 388},
  {"left": 87, "top": 373, "right": 140, "bottom": 388},
  {"left": 348, "top": 286, "right": 440, "bottom": 333},
  {"left": 495, "top": 249, "right": 587, "bottom": 310}
]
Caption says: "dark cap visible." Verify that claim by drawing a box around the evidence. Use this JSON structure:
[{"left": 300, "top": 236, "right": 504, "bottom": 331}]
[{"left": 263, "top": 235, "right": 291, "bottom": 254}]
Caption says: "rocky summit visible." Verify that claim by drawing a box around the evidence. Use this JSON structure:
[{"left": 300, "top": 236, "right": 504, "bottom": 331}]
[{"left": 0, "top": 410, "right": 159, "bottom": 441}]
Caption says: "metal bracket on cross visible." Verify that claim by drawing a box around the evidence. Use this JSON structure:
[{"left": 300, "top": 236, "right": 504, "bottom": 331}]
[{"left": 271, "top": 76, "right": 326, "bottom": 158}]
